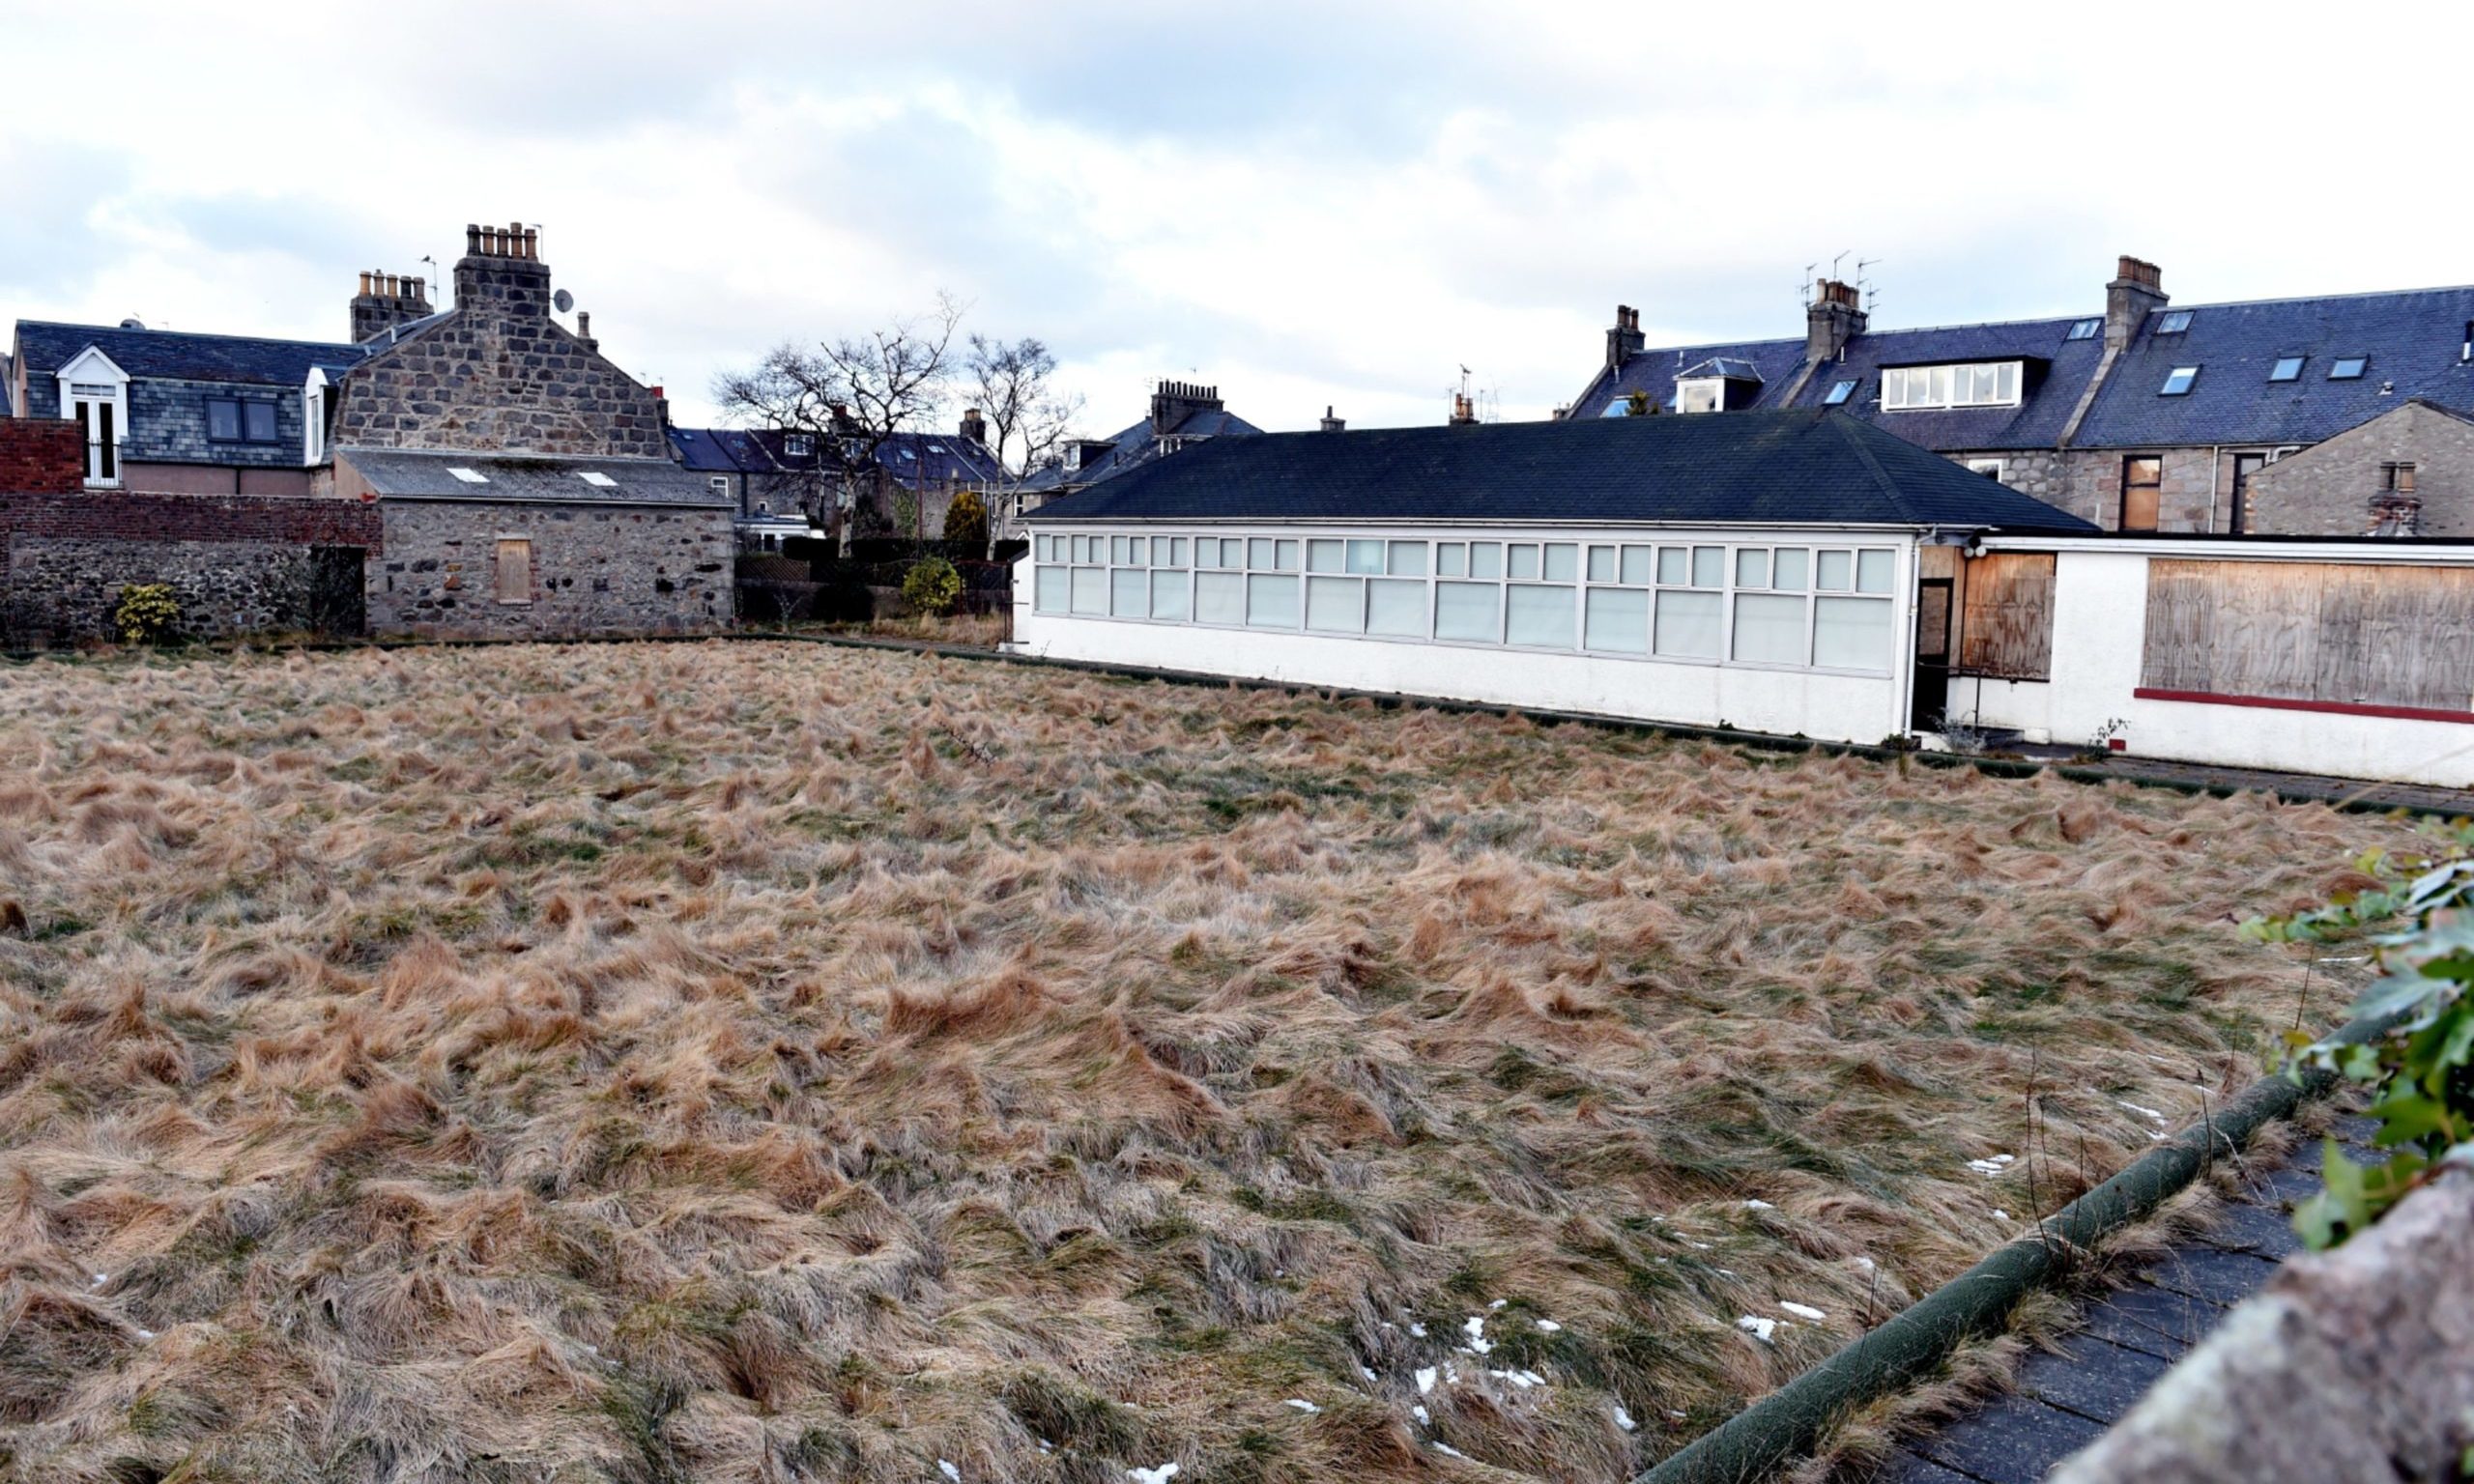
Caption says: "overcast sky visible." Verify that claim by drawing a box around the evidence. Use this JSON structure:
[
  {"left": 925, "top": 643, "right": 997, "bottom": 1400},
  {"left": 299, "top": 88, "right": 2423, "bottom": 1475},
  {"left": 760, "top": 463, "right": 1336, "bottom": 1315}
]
[{"left": 6, "top": 3, "right": 2471, "bottom": 439}]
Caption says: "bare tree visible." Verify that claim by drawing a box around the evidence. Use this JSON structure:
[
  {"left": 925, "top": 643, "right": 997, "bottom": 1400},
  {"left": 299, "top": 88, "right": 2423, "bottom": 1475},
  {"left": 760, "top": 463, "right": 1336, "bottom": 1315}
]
[
  {"left": 964, "top": 334, "right": 1083, "bottom": 545},
  {"left": 715, "top": 294, "right": 965, "bottom": 546}
]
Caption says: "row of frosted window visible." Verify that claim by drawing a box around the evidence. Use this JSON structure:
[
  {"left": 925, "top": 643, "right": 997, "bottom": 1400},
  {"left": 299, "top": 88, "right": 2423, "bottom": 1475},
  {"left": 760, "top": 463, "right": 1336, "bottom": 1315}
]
[{"left": 1029, "top": 532, "right": 1901, "bottom": 672}]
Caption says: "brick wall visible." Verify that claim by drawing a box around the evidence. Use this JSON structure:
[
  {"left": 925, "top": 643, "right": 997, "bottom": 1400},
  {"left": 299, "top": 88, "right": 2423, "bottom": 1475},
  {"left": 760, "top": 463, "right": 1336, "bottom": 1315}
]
[
  {"left": 0, "top": 419, "right": 81, "bottom": 495},
  {"left": 368, "top": 499, "right": 731, "bottom": 639},
  {"left": 2245, "top": 400, "right": 2474, "bottom": 537}
]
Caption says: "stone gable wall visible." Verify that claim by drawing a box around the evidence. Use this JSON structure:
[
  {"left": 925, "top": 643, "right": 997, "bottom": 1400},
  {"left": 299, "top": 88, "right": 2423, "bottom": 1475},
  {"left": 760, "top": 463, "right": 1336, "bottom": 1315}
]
[
  {"left": 368, "top": 499, "right": 731, "bottom": 639},
  {"left": 2244, "top": 401, "right": 2474, "bottom": 536},
  {"left": 331, "top": 246, "right": 666, "bottom": 460}
]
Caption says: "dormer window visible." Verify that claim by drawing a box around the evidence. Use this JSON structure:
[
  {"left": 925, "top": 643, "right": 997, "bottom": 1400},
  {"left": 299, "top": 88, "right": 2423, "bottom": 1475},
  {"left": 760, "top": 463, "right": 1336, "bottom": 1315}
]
[
  {"left": 56, "top": 347, "right": 130, "bottom": 487},
  {"left": 1881, "top": 361, "right": 2021, "bottom": 411},
  {"left": 2156, "top": 310, "right": 2194, "bottom": 334},
  {"left": 784, "top": 433, "right": 815, "bottom": 457},
  {"left": 2066, "top": 318, "right": 2101, "bottom": 341},
  {"left": 1675, "top": 378, "right": 1724, "bottom": 414}
]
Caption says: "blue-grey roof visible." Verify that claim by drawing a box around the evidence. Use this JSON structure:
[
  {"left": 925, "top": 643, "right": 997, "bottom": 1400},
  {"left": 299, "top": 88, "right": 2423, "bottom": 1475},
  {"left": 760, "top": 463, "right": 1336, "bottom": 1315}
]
[
  {"left": 877, "top": 429, "right": 1002, "bottom": 490},
  {"left": 340, "top": 448, "right": 729, "bottom": 507},
  {"left": 1021, "top": 405, "right": 1267, "bottom": 494},
  {"left": 666, "top": 425, "right": 839, "bottom": 475},
  {"left": 2072, "top": 287, "right": 2474, "bottom": 446},
  {"left": 13, "top": 320, "right": 367, "bottom": 387},
  {"left": 1027, "top": 411, "right": 2098, "bottom": 534},
  {"left": 1573, "top": 283, "right": 2474, "bottom": 453}
]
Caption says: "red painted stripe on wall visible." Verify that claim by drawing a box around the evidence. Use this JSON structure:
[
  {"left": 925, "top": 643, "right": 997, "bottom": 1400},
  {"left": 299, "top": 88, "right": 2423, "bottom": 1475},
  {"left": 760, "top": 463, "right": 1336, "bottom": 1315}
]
[{"left": 2132, "top": 687, "right": 2474, "bottom": 726}]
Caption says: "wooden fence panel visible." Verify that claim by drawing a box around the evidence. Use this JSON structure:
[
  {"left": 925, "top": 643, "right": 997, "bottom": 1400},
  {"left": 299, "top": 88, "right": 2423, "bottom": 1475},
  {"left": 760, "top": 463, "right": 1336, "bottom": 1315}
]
[
  {"left": 1957, "top": 553, "right": 2056, "bottom": 679},
  {"left": 2140, "top": 558, "right": 2474, "bottom": 712}
]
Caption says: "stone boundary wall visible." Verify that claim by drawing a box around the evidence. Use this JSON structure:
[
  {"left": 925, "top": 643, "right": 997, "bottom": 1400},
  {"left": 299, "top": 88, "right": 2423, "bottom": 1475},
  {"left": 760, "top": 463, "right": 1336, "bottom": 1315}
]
[{"left": 0, "top": 425, "right": 383, "bottom": 642}]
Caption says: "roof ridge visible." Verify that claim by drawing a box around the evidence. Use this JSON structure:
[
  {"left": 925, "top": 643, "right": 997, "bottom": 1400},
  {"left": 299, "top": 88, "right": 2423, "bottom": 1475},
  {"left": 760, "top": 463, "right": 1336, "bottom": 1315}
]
[
  {"left": 16, "top": 318, "right": 362, "bottom": 353},
  {"left": 1825, "top": 412, "right": 1916, "bottom": 522}
]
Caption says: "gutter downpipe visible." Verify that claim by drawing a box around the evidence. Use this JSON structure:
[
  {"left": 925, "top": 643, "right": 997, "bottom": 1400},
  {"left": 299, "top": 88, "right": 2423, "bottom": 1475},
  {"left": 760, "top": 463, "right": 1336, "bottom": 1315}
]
[
  {"left": 2205, "top": 444, "right": 2222, "bottom": 532},
  {"left": 1630, "top": 1001, "right": 2399, "bottom": 1484}
]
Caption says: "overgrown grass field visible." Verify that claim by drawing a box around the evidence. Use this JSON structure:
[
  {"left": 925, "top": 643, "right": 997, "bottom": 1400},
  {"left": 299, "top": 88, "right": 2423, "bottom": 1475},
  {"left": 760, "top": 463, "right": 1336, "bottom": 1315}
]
[{"left": 0, "top": 642, "right": 2395, "bottom": 1482}]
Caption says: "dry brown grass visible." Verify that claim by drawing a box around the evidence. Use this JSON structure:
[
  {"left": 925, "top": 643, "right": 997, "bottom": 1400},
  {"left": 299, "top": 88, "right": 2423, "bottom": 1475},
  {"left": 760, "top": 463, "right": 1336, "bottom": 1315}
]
[{"left": 0, "top": 642, "right": 2400, "bottom": 1482}]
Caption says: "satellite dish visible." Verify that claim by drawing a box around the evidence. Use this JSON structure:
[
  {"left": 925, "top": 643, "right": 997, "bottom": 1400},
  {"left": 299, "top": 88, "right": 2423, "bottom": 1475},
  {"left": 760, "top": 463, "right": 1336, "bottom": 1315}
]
[{"left": 553, "top": 289, "right": 575, "bottom": 314}]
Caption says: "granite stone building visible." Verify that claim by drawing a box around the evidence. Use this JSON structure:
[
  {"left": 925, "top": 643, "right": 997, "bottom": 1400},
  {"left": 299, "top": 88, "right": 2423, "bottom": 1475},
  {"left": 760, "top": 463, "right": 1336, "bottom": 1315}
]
[
  {"left": 327, "top": 223, "right": 732, "bottom": 637},
  {"left": 1567, "top": 257, "right": 2474, "bottom": 536}
]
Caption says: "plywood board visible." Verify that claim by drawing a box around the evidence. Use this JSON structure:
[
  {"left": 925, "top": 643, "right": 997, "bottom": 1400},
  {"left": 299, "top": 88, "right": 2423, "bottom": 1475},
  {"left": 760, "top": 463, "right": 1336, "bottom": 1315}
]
[{"left": 1959, "top": 553, "right": 2056, "bottom": 680}]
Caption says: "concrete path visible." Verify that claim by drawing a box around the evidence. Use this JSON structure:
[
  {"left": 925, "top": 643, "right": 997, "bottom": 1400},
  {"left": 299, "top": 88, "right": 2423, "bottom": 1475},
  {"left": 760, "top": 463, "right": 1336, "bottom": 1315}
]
[{"left": 1875, "top": 1116, "right": 2381, "bottom": 1484}]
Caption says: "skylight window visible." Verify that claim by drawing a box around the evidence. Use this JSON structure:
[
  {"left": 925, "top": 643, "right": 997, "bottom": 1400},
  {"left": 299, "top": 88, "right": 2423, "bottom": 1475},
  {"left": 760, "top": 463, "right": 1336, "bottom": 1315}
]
[
  {"left": 447, "top": 467, "right": 488, "bottom": 484},
  {"left": 2330, "top": 356, "right": 2369, "bottom": 380},
  {"left": 2268, "top": 357, "right": 2305, "bottom": 382},
  {"left": 2156, "top": 310, "right": 2194, "bottom": 334},
  {"left": 1823, "top": 379, "right": 1858, "bottom": 406},
  {"left": 2160, "top": 365, "right": 2200, "bottom": 396},
  {"left": 1599, "top": 398, "right": 1629, "bottom": 417},
  {"left": 576, "top": 471, "right": 618, "bottom": 488},
  {"left": 2066, "top": 318, "right": 2101, "bottom": 341}
]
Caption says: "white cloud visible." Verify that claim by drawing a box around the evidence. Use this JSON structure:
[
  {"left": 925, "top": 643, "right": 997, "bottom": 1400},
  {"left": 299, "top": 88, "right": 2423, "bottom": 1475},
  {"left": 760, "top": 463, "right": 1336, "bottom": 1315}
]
[{"left": 6, "top": 1, "right": 2473, "bottom": 436}]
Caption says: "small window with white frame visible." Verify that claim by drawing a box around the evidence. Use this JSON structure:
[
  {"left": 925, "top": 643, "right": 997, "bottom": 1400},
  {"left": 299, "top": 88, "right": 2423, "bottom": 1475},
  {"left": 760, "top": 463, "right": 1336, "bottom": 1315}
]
[
  {"left": 1882, "top": 362, "right": 2021, "bottom": 411},
  {"left": 1964, "top": 457, "right": 2006, "bottom": 482}
]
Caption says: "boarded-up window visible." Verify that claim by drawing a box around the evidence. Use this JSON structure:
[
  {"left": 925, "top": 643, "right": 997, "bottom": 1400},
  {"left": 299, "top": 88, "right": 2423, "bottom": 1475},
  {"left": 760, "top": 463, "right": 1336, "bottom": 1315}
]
[
  {"left": 1958, "top": 553, "right": 2056, "bottom": 680},
  {"left": 495, "top": 539, "right": 532, "bottom": 604},
  {"left": 2141, "top": 559, "right": 2474, "bottom": 714}
]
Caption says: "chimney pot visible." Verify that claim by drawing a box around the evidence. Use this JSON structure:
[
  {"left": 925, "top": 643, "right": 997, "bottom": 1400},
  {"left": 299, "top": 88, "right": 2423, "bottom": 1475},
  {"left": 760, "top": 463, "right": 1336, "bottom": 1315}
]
[
  {"left": 465, "top": 224, "right": 480, "bottom": 255},
  {"left": 2105, "top": 253, "right": 2170, "bottom": 349}
]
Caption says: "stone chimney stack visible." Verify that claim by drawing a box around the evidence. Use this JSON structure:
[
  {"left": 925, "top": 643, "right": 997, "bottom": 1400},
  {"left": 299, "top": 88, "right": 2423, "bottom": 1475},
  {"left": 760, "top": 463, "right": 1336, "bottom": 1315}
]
[
  {"left": 2106, "top": 255, "right": 2168, "bottom": 350},
  {"left": 452, "top": 220, "right": 555, "bottom": 321},
  {"left": 350, "top": 270, "right": 434, "bottom": 343},
  {"left": 1320, "top": 405, "right": 1345, "bottom": 433},
  {"left": 1149, "top": 380, "right": 1223, "bottom": 437},
  {"left": 1605, "top": 304, "right": 1646, "bottom": 372},
  {"left": 1804, "top": 279, "right": 1868, "bottom": 364},
  {"left": 960, "top": 407, "right": 989, "bottom": 445},
  {"left": 1449, "top": 392, "right": 1478, "bottom": 425}
]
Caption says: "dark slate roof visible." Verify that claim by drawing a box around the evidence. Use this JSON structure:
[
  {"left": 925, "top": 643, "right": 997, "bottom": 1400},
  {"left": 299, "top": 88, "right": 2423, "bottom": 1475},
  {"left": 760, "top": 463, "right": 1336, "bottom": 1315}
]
[
  {"left": 339, "top": 448, "right": 730, "bottom": 507},
  {"left": 1026, "top": 411, "right": 2097, "bottom": 533},
  {"left": 1680, "top": 357, "right": 1765, "bottom": 381},
  {"left": 877, "top": 429, "right": 1002, "bottom": 490},
  {"left": 2072, "top": 286, "right": 2474, "bottom": 447},
  {"left": 665, "top": 426, "right": 840, "bottom": 475},
  {"left": 13, "top": 320, "right": 367, "bottom": 387},
  {"left": 1020, "top": 406, "right": 1268, "bottom": 494},
  {"left": 1573, "top": 282, "right": 2474, "bottom": 454}
]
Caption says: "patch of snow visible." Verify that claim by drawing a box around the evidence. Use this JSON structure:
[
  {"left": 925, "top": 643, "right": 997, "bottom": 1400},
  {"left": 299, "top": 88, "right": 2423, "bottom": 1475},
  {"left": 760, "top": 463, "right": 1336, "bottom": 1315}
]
[
  {"left": 1432, "top": 1441, "right": 1469, "bottom": 1459},
  {"left": 1614, "top": 1405, "right": 1637, "bottom": 1433},
  {"left": 90, "top": 1273, "right": 107, "bottom": 1287},
  {"left": 1487, "top": 1298, "right": 1507, "bottom": 1310},
  {"left": 1128, "top": 1466, "right": 1180, "bottom": 1484},
  {"left": 1416, "top": 1367, "right": 1438, "bottom": 1395},
  {"left": 939, "top": 1463, "right": 961, "bottom": 1483},
  {"left": 1412, "top": 1404, "right": 1431, "bottom": 1427},
  {"left": 1284, "top": 1399, "right": 1319, "bottom": 1413},
  {"left": 1408, "top": 1322, "right": 1427, "bottom": 1338},
  {"left": 134, "top": 1328, "right": 156, "bottom": 1342},
  {"left": 1736, "top": 1316, "right": 1776, "bottom": 1344},
  {"left": 1668, "top": 1411, "right": 1688, "bottom": 1422},
  {"left": 1966, "top": 1154, "right": 2017, "bottom": 1176},
  {"left": 1853, "top": 1256, "right": 1877, "bottom": 1271},
  {"left": 1743, "top": 1199, "right": 1774, "bottom": 1211},
  {"left": 1994, "top": 1210, "right": 2011, "bottom": 1221},
  {"left": 1780, "top": 1302, "right": 1827, "bottom": 1322},
  {"left": 1535, "top": 1319, "right": 1562, "bottom": 1332},
  {"left": 1461, "top": 1316, "right": 1492, "bottom": 1355},
  {"left": 1688, "top": 1241, "right": 1712, "bottom": 1250},
  {"left": 1359, "top": 1364, "right": 1376, "bottom": 1382},
  {"left": 2118, "top": 1099, "right": 2168, "bottom": 1124}
]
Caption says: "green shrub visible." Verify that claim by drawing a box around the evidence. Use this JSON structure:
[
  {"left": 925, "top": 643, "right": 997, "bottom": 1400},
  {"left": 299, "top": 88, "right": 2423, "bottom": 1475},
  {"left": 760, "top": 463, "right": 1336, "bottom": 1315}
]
[
  {"left": 900, "top": 557, "right": 962, "bottom": 617},
  {"left": 114, "top": 584, "right": 180, "bottom": 645},
  {"left": 942, "top": 488, "right": 990, "bottom": 549},
  {"left": 2250, "top": 822, "right": 2474, "bottom": 1247}
]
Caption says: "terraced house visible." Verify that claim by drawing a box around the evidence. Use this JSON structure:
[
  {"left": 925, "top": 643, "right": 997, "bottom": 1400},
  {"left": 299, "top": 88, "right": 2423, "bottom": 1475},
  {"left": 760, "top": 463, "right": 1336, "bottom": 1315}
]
[
  {"left": 5, "top": 223, "right": 731, "bottom": 641},
  {"left": 1568, "top": 257, "right": 2474, "bottom": 536}
]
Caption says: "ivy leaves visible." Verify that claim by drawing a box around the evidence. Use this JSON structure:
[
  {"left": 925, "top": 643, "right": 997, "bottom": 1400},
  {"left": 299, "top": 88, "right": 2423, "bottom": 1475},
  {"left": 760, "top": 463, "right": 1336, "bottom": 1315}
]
[{"left": 2247, "top": 819, "right": 2474, "bottom": 1250}]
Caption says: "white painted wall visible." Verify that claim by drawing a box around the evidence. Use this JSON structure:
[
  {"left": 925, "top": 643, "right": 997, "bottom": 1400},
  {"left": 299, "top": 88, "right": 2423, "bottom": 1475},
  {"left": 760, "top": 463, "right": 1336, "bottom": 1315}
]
[
  {"left": 2001, "top": 543, "right": 2474, "bottom": 787},
  {"left": 1013, "top": 523, "right": 1919, "bottom": 746}
]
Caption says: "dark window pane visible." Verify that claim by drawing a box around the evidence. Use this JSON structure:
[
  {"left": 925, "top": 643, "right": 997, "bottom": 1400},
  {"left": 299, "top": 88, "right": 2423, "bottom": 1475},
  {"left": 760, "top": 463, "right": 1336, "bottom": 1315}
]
[
  {"left": 98, "top": 403, "right": 115, "bottom": 480},
  {"left": 207, "top": 399, "right": 241, "bottom": 441},
  {"left": 244, "top": 401, "right": 277, "bottom": 442},
  {"left": 2121, "top": 457, "right": 2163, "bottom": 531}
]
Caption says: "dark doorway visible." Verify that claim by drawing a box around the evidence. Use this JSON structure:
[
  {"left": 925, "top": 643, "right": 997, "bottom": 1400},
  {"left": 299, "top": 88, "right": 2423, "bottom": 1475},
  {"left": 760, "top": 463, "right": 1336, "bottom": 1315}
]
[
  {"left": 2229, "top": 453, "right": 2267, "bottom": 534},
  {"left": 306, "top": 546, "right": 367, "bottom": 637},
  {"left": 1912, "top": 577, "right": 1954, "bottom": 732}
]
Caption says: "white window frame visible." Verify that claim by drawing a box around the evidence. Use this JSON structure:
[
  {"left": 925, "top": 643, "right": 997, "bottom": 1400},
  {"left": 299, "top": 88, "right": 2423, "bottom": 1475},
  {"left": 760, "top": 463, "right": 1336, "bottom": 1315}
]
[
  {"left": 303, "top": 367, "right": 330, "bottom": 464},
  {"left": 1026, "top": 526, "right": 1904, "bottom": 678},
  {"left": 54, "top": 346, "right": 129, "bottom": 488},
  {"left": 1964, "top": 457, "right": 2007, "bottom": 482},
  {"left": 1881, "top": 361, "right": 2023, "bottom": 412},
  {"left": 1674, "top": 378, "right": 1723, "bottom": 414}
]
